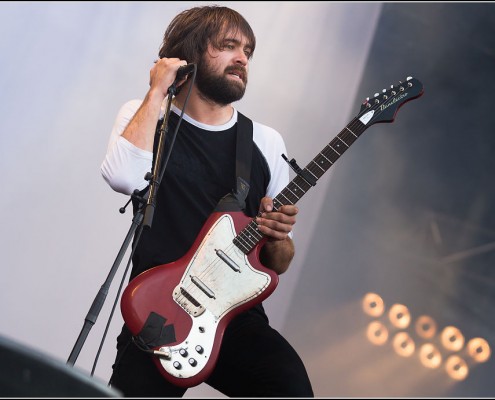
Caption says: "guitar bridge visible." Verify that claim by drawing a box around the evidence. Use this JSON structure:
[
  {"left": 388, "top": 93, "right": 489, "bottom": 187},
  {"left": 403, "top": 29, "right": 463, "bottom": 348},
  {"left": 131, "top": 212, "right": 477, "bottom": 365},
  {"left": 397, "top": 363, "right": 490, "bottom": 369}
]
[{"left": 173, "top": 285, "right": 206, "bottom": 317}]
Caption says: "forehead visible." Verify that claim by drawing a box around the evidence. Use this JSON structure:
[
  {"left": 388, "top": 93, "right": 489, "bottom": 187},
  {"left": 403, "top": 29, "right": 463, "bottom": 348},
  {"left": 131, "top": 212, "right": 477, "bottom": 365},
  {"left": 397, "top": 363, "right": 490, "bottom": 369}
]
[{"left": 218, "top": 28, "right": 253, "bottom": 48}]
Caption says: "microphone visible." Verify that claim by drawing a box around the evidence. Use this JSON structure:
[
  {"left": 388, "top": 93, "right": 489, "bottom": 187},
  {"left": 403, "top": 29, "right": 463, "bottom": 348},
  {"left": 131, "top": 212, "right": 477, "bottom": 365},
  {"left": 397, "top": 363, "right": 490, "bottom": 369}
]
[
  {"left": 175, "top": 63, "right": 196, "bottom": 83},
  {"left": 168, "top": 63, "right": 196, "bottom": 94}
]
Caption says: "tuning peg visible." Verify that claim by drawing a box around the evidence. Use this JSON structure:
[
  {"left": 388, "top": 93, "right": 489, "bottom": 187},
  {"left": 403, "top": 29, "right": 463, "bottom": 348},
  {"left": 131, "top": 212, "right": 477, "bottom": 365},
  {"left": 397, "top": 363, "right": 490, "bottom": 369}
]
[
  {"left": 406, "top": 76, "right": 412, "bottom": 81},
  {"left": 374, "top": 93, "right": 379, "bottom": 97}
]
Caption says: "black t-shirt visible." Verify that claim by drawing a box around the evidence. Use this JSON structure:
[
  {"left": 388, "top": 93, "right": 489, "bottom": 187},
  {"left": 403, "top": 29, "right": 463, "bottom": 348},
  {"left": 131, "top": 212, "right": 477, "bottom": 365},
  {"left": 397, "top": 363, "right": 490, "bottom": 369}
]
[{"left": 130, "top": 111, "right": 270, "bottom": 280}]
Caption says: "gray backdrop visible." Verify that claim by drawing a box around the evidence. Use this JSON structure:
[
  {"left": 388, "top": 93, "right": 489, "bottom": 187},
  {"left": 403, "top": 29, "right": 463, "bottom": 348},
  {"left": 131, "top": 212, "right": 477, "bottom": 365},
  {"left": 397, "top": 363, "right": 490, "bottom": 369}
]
[{"left": 1, "top": 1, "right": 494, "bottom": 397}]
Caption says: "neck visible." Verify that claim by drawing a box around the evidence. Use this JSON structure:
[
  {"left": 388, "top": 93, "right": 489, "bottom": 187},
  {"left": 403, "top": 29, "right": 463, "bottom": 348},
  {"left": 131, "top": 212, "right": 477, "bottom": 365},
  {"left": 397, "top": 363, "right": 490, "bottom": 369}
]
[{"left": 173, "top": 84, "right": 234, "bottom": 126}]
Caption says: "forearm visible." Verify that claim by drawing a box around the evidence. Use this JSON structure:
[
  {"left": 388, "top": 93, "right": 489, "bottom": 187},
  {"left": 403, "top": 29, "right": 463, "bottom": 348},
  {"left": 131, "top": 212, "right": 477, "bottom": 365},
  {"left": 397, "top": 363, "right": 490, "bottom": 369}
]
[
  {"left": 260, "top": 237, "right": 295, "bottom": 275},
  {"left": 122, "top": 88, "right": 165, "bottom": 151}
]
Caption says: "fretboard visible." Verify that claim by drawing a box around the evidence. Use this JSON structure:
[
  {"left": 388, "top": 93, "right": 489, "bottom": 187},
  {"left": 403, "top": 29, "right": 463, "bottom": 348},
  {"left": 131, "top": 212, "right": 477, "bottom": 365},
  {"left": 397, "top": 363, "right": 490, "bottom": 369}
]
[{"left": 233, "top": 116, "right": 368, "bottom": 255}]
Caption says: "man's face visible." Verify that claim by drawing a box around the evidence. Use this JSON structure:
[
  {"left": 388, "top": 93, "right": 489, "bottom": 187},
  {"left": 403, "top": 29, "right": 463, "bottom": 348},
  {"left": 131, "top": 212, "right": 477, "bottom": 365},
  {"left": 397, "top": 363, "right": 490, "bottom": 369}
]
[{"left": 196, "top": 32, "right": 252, "bottom": 105}]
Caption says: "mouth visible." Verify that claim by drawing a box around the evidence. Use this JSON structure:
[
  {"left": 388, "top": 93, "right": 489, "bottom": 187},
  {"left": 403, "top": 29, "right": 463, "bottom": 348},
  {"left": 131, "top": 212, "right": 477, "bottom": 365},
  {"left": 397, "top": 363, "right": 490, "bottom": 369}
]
[{"left": 226, "top": 67, "right": 246, "bottom": 83}]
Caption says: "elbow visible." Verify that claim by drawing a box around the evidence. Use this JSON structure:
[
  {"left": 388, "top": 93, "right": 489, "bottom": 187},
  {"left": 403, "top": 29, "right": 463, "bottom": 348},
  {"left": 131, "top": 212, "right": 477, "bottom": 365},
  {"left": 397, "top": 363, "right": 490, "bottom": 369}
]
[{"left": 100, "top": 161, "right": 141, "bottom": 195}]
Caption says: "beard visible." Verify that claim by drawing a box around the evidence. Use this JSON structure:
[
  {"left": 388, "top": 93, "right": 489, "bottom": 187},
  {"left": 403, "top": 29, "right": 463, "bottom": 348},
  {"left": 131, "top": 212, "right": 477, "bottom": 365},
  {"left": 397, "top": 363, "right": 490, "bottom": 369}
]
[{"left": 196, "top": 58, "right": 247, "bottom": 105}]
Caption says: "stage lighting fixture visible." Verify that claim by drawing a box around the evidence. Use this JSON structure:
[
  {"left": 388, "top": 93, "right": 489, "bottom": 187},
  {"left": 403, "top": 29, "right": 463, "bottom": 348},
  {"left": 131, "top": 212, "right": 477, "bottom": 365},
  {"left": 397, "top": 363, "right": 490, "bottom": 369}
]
[
  {"left": 388, "top": 303, "right": 411, "bottom": 329},
  {"left": 445, "top": 355, "right": 469, "bottom": 381},
  {"left": 419, "top": 343, "right": 442, "bottom": 369},
  {"left": 366, "top": 321, "right": 389, "bottom": 346},
  {"left": 415, "top": 315, "right": 437, "bottom": 339},
  {"left": 392, "top": 332, "right": 415, "bottom": 357},
  {"left": 466, "top": 337, "right": 491, "bottom": 363},
  {"left": 362, "top": 292, "right": 385, "bottom": 317},
  {"left": 441, "top": 326, "right": 465, "bottom": 352}
]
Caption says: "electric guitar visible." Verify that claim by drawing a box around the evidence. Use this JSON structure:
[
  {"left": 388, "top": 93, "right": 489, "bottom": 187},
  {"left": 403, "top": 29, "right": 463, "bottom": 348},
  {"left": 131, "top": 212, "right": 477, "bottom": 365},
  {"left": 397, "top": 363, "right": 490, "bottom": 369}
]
[{"left": 121, "top": 76, "right": 424, "bottom": 388}]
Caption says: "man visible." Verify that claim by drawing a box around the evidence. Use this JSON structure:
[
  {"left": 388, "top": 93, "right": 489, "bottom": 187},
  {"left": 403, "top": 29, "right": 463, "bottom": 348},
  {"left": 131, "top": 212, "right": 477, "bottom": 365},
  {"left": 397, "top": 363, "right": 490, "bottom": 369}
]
[{"left": 101, "top": 5, "right": 313, "bottom": 397}]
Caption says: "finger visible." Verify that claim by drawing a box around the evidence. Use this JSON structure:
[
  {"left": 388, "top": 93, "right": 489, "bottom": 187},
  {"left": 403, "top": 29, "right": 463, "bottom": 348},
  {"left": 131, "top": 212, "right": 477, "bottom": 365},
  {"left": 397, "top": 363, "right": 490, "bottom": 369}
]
[
  {"left": 259, "top": 197, "right": 273, "bottom": 213},
  {"left": 260, "top": 205, "right": 298, "bottom": 221},
  {"left": 275, "top": 204, "right": 299, "bottom": 216},
  {"left": 258, "top": 215, "right": 296, "bottom": 230},
  {"left": 257, "top": 210, "right": 295, "bottom": 231},
  {"left": 256, "top": 221, "right": 291, "bottom": 241}
]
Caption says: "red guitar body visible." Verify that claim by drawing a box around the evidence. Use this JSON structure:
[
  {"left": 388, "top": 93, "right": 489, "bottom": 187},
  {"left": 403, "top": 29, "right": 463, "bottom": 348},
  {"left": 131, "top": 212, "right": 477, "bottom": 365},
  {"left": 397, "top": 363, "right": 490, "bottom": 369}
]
[{"left": 121, "top": 210, "right": 278, "bottom": 388}]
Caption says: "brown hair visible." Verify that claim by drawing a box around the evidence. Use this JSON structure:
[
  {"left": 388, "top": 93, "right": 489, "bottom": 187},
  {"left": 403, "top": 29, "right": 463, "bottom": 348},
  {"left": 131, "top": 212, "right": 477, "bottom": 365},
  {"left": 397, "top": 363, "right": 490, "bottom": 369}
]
[{"left": 158, "top": 5, "right": 256, "bottom": 62}]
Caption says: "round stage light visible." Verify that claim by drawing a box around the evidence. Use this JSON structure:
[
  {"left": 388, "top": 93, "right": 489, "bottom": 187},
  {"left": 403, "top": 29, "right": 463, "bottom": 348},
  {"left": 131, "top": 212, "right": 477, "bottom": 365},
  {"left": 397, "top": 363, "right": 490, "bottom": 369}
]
[
  {"left": 445, "top": 355, "right": 469, "bottom": 381},
  {"left": 388, "top": 303, "right": 411, "bottom": 329},
  {"left": 366, "top": 321, "right": 389, "bottom": 346},
  {"left": 393, "top": 332, "right": 415, "bottom": 357},
  {"left": 467, "top": 337, "right": 491, "bottom": 363},
  {"left": 441, "top": 326, "right": 465, "bottom": 352},
  {"left": 415, "top": 315, "right": 437, "bottom": 339},
  {"left": 362, "top": 293, "right": 385, "bottom": 317},
  {"left": 419, "top": 343, "right": 442, "bottom": 369}
]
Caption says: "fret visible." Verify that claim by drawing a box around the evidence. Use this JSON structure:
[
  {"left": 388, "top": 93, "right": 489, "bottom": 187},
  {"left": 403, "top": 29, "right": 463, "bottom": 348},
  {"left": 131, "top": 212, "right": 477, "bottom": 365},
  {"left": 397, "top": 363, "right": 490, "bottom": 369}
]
[
  {"left": 291, "top": 180, "right": 306, "bottom": 195},
  {"left": 337, "top": 136, "right": 349, "bottom": 148},
  {"left": 311, "top": 159, "right": 326, "bottom": 172},
  {"left": 233, "top": 236, "right": 250, "bottom": 253},
  {"left": 346, "top": 126, "right": 358, "bottom": 138},
  {"left": 322, "top": 145, "right": 340, "bottom": 164},
  {"left": 306, "top": 168, "right": 318, "bottom": 180},
  {"left": 293, "top": 176, "right": 312, "bottom": 193},
  {"left": 306, "top": 164, "right": 324, "bottom": 181},
  {"left": 245, "top": 224, "right": 262, "bottom": 242},
  {"left": 329, "top": 144, "right": 341, "bottom": 156},
  {"left": 319, "top": 152, "right": 333, "bottom": 165},
  {"left": 273, "top": 197, "right": 284, "bottom": 210},
  {"left": 241, "top": 227, "right": 258, "bottom": 247},
  {"left": 278, "top": 191, "right": 293, "bottom": 205},
  {"left": 285, "top": 186, "right": 301, "bottom": 201}
]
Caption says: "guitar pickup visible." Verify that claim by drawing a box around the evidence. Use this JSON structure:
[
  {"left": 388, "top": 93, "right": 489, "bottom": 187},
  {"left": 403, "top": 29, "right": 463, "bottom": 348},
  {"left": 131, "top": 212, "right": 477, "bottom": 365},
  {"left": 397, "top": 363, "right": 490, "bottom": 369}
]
[{"left": 215, "top": 249, "right": 240, "bottom": 272}]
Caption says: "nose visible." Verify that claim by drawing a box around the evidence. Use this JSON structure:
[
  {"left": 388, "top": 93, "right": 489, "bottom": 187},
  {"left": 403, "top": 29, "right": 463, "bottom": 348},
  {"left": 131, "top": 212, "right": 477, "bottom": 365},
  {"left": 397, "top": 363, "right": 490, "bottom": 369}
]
[{"left": 234, "top": 48, "right": 248, "bottom": 66}]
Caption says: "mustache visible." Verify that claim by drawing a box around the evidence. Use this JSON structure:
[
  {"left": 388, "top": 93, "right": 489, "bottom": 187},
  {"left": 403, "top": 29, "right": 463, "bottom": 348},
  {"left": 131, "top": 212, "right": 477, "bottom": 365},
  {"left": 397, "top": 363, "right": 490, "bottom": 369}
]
[{"left": 224, "top": 65, "right": 247, "bottom": 82}]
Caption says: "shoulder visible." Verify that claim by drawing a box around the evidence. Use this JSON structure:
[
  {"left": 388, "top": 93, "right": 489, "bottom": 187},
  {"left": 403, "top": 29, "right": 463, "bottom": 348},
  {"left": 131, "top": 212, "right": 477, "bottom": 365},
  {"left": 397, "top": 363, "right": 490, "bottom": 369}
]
[{"left": 251, "top": 119, "right": 287, "bottom": 158}]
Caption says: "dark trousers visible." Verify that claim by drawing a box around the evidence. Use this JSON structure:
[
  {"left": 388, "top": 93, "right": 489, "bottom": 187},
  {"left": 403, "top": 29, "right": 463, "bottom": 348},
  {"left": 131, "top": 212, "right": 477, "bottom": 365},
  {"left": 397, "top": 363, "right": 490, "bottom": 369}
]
[{"left": 110, "top": 306, "right": 314, "bottom": 397}]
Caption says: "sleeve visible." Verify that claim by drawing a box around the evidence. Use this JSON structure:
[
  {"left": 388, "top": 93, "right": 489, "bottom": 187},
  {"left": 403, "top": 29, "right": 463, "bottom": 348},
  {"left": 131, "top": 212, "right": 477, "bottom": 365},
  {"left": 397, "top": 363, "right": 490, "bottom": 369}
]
[
  {"left": 100, "top": 99, "right": 153, "bottom": 195},
  {"left": 252, "top": 121, "right": 290, "bottom": 199},
  {"left": 252, "top": 121, "right": 293, "bottom": 238}
]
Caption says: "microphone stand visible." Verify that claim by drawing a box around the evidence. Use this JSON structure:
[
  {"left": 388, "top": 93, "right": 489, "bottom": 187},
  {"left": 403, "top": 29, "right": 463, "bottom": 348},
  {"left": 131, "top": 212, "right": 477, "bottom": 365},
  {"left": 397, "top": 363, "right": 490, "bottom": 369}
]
[
  {"left": 143, "top": 86, "right": 176, "bottom": 229},
  {"left": 66, "top": 200, "right": 144, "bottom": 367},
  {"left": 66, "top": 76, "right": 188, "bottom": 371}
]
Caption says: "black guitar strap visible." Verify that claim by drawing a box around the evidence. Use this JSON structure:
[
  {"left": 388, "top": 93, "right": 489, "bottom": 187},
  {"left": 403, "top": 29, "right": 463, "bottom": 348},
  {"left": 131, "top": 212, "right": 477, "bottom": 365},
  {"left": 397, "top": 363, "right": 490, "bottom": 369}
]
[
  {"left": 214, "top": 111, "right": 253, "bottom": 212},
  {"left": 233, "top": 111, "right": 253, "bottom": 210}
]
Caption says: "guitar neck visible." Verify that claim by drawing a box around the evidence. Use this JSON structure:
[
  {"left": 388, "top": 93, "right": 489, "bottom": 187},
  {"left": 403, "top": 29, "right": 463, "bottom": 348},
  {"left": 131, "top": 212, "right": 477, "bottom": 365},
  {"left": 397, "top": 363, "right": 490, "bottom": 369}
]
[
  {"left": 233, "top": 76, "right": 425, "bottom": 255},
  {"left": 233, "top": 116, "right": 368, "bottom": 255}
]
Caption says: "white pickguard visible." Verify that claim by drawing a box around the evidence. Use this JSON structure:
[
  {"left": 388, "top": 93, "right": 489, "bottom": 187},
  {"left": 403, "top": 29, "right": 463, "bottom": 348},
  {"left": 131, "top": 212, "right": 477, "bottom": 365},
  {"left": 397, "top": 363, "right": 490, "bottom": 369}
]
[{"left": 158, "top": 214, "right": 271, "bottom": 379}]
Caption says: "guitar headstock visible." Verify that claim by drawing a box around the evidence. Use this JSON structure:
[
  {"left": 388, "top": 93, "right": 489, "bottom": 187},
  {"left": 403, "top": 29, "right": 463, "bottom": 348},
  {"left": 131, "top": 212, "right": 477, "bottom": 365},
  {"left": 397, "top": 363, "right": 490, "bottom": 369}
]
[{"left": 358, "top": 77, "right": 424, "bottom": 126}]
